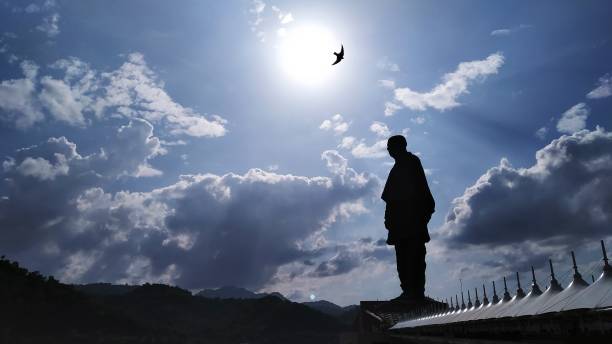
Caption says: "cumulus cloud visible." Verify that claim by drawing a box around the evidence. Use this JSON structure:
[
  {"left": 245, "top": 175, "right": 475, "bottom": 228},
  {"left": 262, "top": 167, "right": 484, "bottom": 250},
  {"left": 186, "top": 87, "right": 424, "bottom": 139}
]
[
  {"left": 309, "top": 238, "right": 391, "bottom": 278},
  {"left": 384, "top": 101, "right": 402, "bottom": 117},
  {"left": 439, "top": 127, "right": 612, "bottom": 274},
  {"left": 39, "top": 76, "right": 88, "bottom": 125},
  {"left": 377, "top": 56, "right": 400, "bottom": 72},
  {"left": 338, "top": 136, "right": 357, "bottom": 150},
  {"left": 1, "top": 140, "right": 379, "bottom": 289},
  {"left": 370, "top": 121, "right": 391, "bottom": 137},
  {"left": 557, "top": 103, "right": 589, "bottom": 134},
  {"left": 351, "top": 140, "right": 387, "bottom": 159},
  {"left": 319, "top": 114, "right": 350, "bottom": 135},
  {"left": 586, "top": 74, "right": 612, "bottom": 99},
  {"left": 394, "top": 53, "right": 504, "bottom": 111},
  {"left": 0, "top": 60, "right": 43, "bottom": 128}
]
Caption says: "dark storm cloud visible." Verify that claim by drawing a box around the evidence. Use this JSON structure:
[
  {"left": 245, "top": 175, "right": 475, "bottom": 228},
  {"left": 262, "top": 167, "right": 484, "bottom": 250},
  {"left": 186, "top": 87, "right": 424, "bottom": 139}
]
[
  {"left": 308, "top": 238, "right": 393, "bottom": 278},
  {"left": 0, "top": 119, "right": 163, "bottom": 272},
  {"left": 1, "top": 141, "right": 380, "bottom": 289},
  {"left": 439, "top": 127, "right": 612, "bottom": 271}
]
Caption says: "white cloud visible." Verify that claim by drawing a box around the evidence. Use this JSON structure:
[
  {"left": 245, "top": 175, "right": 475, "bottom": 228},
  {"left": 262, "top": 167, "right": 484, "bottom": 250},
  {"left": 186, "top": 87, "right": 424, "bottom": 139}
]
[
  {"left": 0, "top": 54, "right": 227, "bottom": 136},
  {"left": 557, "top": 103, "right": 589, "bottom": 134},
  {"left": 490, "top": 29, "right": 511, "bottom": 36},
  {"left": 586, "top": 74, "right": 612, "bottom": 99},
  {"left": 99, "top": 53, "right": 227, "bottom": 137},
  {"left": 25, "top": 3, "right": 41, "bottom": 13},
  {"left": 249, "top": 0, "right": 267, "bottom": 42},
  {"left": 384, "top": 101, "right": 401, "bottom": 117},
  {"left": 394, "top": 53, "right": 504, "bottom": 111},
  {"left": 535, "top": 126, "right": 548, "bottom": 140},
  {"left": 16, "top": 155, "right": 69, "bottom": 181},
  {"left": 338, "top": 136, "right": 357, "bottom": 150},
  {"left": 376, "top": 56, "right": 400, "bottom": 72},
  {"left": 377, "top": 79, "right": 395, "bottom": 89},
  {"left": 0, "top": 60, "right": 43, "bottom": 128},
  {"left": 272, "top": 6, "right": 294, "bottom": 24},
  {"left": 36, "top": 13, "right": 60, "bottom": 37},
  {"left": 351, "top": 140, "right": 387, "bottom": 159},
  {"left": 410, "top": 116, "right": 426, "bottom": 125},
  {"left": 491, "top": 24, "right": 532, "bottom": 37},
  {"left": 319, "top": 114, "right": 350, "bottom": 135},
  {"left": 369, "top": 121, "right": 390, "bottom": 137},
  {"left": 39, "top": 76, "right": 88, "bottom": 125}
]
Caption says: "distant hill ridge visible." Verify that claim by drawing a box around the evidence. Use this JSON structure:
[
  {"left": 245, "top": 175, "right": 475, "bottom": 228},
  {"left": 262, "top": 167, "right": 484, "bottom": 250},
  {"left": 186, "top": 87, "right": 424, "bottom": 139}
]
[{"left": 196, "top": 285, "right": 287, "bottom": 300}]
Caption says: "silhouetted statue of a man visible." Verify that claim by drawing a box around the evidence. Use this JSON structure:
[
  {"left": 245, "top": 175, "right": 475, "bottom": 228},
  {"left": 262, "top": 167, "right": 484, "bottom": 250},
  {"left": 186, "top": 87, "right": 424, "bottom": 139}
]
[{"left": 382, "top": 135, "right": 435, "bottom": 301}]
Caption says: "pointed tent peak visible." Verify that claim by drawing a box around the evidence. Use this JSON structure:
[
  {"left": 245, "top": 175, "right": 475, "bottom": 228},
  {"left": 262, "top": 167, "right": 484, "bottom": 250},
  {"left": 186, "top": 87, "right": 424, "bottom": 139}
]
[
  {"left": 482, "top": 284, "right": 489, "bottom": 305},
  {"left": 530, "top": 266, "right": 543, "bottom": 295},
  {"left": 571, "top": 251, "right": 580, "bottom": 276},
  {"left": 515, "top": 272, "right": 526, "bottom": 298},
  {"left": 460, "top": 291, "right": 466, "bottom": 309},
  {"left": 467, "top": 290, "right": 473, "bottom": 308},
  {"left": 548, "top": 258, "right": 563, "bottom": 291},
  {"left": 570, "top": 251, "right": 589, "bottom": 287},
  {"left": 592, "top": 274, "right": 595, "bottom": 283},
  {"left": 602, "top": 240, "right": 611, "bottom": 271},
  {"left": 549, "top": 259, "right": 556, "bottom": 279},
  {"left": 502, "top": 276, "right": 511, "bottom": 301},
  {"left": 492, "top": 280, "right": 500, "bottom": 303},
  {"left": 474, "top": 287, "right": 481, "bottom": 308},
  {"left": 455, "top": 294, "right": 460, "bottom": 311}
]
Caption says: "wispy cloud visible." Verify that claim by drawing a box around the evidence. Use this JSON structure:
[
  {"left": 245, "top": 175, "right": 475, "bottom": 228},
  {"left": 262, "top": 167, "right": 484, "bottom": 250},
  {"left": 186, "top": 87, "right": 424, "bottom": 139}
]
[
  {"left": 490, "top": 24, "right": 532, "bottom": 37},
  {"left": 586, "top": 74, "right": 612, "bottom": 99},
  {"left": 36, "top": 13, "right": 60, "bottom": 38},
  {"left": 393, "top": 53, "right": 504, "bottom": 111},
  {"left": 248, "top": 1, "right": 294, "bottom": 43},
  {"left": 377, "top": 79, "right": 395, "bottom": 89},
  {"left": 410, "top": 116, "right": 426, "bottom": 125},
  {"left": 376, "top": 56, "right": 400, "bottom": 72},
  {"left": 534, "top": 126, "right": 548, "bottom": 140},
  {"left": 0, "top": 54, "right": 228, "bottom": 137},
  {"left": 556, "top": 103, "right": 589, "bottom": 134}
]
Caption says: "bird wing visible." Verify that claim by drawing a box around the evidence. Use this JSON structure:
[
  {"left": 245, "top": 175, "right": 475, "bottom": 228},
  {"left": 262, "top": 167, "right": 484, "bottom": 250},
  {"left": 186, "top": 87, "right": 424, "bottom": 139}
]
[{"left": 332, "top": 44, "right": 344, "bottom": 65}]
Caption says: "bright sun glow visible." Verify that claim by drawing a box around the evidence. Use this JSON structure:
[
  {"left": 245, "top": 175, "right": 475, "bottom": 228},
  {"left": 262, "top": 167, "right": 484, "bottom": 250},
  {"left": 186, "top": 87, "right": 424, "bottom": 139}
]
[{"left": 278, "top": 25, "right": 341, "bottom": 85}]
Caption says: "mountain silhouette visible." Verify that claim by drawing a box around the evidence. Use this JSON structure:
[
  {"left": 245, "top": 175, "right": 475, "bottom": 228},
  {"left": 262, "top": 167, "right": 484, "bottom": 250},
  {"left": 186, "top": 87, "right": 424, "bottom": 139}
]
[{"left": 0, "top": 256, "right": 347, "bottom": 343}]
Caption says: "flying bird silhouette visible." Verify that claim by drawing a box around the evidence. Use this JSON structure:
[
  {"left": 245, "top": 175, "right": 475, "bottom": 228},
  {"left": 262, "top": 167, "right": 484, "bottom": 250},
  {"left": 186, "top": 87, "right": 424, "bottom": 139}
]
[{"left": 332, "top": 44, "right": 344, "bottom": 65}]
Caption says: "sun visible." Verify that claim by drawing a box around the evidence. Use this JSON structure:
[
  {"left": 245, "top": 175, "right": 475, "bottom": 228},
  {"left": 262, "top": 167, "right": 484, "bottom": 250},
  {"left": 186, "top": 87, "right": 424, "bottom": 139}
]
[{"left": 278, "top": 25, "right": 341, "bottom": 85}]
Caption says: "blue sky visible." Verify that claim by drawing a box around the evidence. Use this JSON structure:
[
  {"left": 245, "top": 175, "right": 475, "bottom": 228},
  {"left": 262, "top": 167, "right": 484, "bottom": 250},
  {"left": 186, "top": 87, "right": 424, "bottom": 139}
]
[{"left": 1, "top": 0, "right": 612, "bottom": 306}]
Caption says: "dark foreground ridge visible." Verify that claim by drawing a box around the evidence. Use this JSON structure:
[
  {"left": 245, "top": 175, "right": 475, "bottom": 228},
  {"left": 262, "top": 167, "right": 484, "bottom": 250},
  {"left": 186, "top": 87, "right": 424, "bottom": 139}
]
[{"left": 0, "top": 256, "right": 352, "bottom": 344}]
